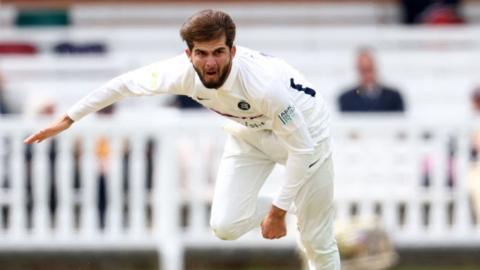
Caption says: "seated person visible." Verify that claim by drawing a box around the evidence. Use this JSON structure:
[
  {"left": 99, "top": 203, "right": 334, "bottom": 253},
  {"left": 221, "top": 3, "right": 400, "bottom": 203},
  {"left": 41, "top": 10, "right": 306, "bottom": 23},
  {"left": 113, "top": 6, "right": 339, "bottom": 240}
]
[{"left": 338, "top": 48, "right": 405, "bottom": 113}]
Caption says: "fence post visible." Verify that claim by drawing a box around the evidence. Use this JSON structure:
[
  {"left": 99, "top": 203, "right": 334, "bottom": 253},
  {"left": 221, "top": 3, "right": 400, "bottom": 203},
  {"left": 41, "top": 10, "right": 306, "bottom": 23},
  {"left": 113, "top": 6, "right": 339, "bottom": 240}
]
[
  {"left": 56, "top": 135, "right": 74, "bottom": 242},
  {"left": 106, "top": 134, "right": 124, "bottom": 240},
  {"left": 156, "top": 131, "right": 183, "bottom": 270},
  {"left": 130, "top": 133, "right": 147, "bottom": 239},
  {"left": 32, "top": 141, "right": 50, "bottom": 239},
  {"left": 454, "top": 127, "right": 474, "bottom": 238},
  {"left": 81, "top": 134, "right": 98, "bottom": 240},
  {"left": 9, "top": 135, "right": 26, "bottom": 242}
]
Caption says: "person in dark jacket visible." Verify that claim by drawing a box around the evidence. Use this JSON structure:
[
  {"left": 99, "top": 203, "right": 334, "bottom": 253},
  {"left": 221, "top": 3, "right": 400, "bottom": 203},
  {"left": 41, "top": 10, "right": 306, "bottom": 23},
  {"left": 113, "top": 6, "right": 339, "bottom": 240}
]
[{"left": 338, "top": 48, "right": 405, "bottom": 113}]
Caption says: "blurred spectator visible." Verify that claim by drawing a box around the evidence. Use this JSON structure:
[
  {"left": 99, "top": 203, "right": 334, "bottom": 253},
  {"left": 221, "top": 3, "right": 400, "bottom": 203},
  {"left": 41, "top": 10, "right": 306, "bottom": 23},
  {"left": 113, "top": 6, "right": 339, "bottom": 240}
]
[
  {"left": 400, "top": 0, "right": 464, "bottom": 25},
  {"left": 71, "top": 104, "right": 125, "bottom": 229},
  {"left": 24, "top": 94, "right": 56, "bottom": 118},
  {"left": 469, "top": 133, "right": 480, "bottom": 225},
  {"left": 95, "top": 105, "right": 115, "bottom": 229},
  {"left": 0, "top": 71, "right": 9, "bottom": 229},
  {"left": 468, "top": 86, "right": 480, "bottom": 225},
  {"left": 338, "top": 48, "right": 405, "bottom": 113},
  {"left": 471, "top": 86, "right": 480, "bottom": 113}
]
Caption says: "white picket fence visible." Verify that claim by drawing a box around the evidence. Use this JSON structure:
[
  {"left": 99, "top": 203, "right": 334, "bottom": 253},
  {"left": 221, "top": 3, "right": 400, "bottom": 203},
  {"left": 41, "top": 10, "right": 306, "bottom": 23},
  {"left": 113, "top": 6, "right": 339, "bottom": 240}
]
[
  {"left": 0, "top": 112, "right": 479, "bottom": 269},
  {"left": 332, "top": 115, "right": 480, "bottom": 247}
]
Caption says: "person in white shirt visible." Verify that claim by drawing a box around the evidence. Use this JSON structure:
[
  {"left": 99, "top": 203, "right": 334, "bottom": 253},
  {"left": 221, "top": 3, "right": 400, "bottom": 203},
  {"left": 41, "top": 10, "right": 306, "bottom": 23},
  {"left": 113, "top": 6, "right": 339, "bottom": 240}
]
[{"left": 25, "top": 9, "right": 340, "bottom": 270}]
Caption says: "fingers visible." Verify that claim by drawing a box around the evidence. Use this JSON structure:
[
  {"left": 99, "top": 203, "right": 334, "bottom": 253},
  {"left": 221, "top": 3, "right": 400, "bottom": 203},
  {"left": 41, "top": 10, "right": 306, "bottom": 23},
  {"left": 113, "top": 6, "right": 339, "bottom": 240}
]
[
  {"left": 24, "top": 132, "right": 44, "bottom": 144},
  {"left": 23, "top": 116, "right": 72, "bottom": 144},
  {"left": 24, "top": 129, "right": 51, "bottom": 144},
  {"left": 261, "top": 222, "right": 287, "bottom": 239},
  {"left": 262, "top": 231, "right": 286, "bottom": 239}
]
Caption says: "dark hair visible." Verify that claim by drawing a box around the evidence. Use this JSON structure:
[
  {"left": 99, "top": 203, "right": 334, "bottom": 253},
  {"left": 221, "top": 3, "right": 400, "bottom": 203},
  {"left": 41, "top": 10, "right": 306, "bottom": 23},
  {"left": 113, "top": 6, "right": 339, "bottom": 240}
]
[{"left": 180, "top": 9, "right": 236, "bottom": 50}]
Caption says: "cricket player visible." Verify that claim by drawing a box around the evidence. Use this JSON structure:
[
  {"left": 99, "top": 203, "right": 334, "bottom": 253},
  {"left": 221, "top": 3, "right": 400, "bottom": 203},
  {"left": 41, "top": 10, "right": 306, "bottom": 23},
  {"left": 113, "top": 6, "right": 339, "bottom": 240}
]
[{"left": 25, "top": 9, "right": 340, "bottom": 270}]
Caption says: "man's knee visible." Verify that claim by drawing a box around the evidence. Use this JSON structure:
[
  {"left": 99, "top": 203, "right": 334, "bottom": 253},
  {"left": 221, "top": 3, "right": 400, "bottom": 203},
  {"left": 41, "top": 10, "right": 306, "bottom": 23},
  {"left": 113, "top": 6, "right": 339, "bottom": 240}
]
[
  {"left": 210, "top": 219, "right": 242, "bottom": 240},
  {"left": 300, "top": 235, "right": 339, "bottom": 270}
]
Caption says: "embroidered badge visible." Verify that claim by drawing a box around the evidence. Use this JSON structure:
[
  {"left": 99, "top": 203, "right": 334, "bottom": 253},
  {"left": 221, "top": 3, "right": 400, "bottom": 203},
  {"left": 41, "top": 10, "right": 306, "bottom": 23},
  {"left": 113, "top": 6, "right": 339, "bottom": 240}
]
[
  {"left": 278, "top": 105, "right": 296, "bottom": 125},
  {"left": 238, "top": 101, "right": 251, "bottom": 110}
]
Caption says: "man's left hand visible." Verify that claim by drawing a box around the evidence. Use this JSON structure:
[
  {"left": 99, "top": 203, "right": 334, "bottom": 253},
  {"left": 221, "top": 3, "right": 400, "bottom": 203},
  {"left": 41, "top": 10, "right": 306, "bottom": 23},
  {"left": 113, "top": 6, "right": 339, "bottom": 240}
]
[{"left": 261, "top": 205, "right": 287, "bottom": 239}]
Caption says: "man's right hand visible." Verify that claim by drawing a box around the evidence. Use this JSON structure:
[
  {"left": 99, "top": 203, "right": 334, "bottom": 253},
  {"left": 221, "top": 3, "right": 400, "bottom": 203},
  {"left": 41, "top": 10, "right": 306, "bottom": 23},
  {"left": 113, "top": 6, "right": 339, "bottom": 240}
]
[{"left": 24, "top": 114, "right": 74, "bottom": 144}]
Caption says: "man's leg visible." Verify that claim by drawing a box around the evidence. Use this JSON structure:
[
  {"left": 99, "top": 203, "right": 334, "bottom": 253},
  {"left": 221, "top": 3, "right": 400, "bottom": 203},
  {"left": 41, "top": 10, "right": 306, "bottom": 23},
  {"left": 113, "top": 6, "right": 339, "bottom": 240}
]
[
  {"left": 210, "top": 135, "right": 275, "bottom": 240},
  {"left": 295, "top": 155, "right": 340, "bottom": 270}
]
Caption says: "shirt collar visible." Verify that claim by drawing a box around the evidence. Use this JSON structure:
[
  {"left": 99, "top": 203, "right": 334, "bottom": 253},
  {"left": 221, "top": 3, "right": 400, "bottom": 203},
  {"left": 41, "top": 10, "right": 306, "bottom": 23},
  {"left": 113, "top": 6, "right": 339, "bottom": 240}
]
[{"left": 357, "top": 85, "right": 381, "bottom": 99}]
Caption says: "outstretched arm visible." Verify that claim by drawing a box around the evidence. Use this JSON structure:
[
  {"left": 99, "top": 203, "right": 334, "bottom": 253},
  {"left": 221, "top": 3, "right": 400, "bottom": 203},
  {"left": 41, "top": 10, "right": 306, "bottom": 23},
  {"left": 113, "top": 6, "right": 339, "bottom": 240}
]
[
  {"left": 23, "top": 55, "right": 189, "bottom": 145},
  {"left": 24, "top": 114, "right": 74, "bottom": 144}
]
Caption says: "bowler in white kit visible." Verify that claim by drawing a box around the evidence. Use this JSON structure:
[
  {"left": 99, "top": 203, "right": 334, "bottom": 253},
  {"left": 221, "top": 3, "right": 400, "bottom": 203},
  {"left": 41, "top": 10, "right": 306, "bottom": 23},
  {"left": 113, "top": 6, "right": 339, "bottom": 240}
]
[{"left": 25, "top": 9, "right": 340, "bottom": 270}]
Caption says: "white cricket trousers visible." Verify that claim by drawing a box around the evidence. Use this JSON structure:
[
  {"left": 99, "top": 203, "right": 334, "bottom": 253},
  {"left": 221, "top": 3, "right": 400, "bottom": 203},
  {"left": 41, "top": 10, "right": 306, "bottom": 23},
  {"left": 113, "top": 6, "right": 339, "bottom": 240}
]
[{"left": 210, "top": 132, "right": 340, "bottom": 270}]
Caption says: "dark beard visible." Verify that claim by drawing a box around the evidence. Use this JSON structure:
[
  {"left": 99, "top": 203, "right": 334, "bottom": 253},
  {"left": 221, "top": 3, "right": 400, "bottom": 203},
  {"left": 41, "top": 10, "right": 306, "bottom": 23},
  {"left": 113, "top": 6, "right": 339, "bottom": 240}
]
[{"left": 194, "top": 61, "right": 232, "bottom": 89}]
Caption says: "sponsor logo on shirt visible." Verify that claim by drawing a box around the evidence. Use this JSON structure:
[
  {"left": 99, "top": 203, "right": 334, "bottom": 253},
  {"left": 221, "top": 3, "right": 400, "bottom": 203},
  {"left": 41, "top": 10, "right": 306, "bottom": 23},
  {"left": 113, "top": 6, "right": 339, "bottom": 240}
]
[
  {"left": 278, "top": 105, "right": 296, "bottom": 125},
  {"left": 243, "top": 121, "right": 265, "bottom": 129},
  {"left": 237, "top": 101, "right": 251, "bottom": 111}
]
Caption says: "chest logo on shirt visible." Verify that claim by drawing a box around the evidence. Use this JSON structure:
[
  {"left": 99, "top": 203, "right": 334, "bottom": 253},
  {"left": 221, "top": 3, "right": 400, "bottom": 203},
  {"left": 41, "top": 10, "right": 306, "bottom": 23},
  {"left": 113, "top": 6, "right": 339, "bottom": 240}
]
[{"left": 237, "top": 101, "right": 251, "bottom": 111}]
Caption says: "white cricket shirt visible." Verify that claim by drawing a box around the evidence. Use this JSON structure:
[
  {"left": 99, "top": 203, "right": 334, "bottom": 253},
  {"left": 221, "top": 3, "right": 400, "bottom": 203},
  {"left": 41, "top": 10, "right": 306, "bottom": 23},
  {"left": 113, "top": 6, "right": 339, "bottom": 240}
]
[{"left": 68, "top": 46, "right": 331, "bottom": 211}]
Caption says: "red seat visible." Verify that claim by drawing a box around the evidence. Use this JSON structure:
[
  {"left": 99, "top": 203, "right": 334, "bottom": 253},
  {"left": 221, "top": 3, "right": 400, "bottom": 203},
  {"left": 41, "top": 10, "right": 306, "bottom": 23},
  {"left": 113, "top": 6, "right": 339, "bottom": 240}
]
[{"left": 0, "top": 43, "right": 37, "bottom": 54}]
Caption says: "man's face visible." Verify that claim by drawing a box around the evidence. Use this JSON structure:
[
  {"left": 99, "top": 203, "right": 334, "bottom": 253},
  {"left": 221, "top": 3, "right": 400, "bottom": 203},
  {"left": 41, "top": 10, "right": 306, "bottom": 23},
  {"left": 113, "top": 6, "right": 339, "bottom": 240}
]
[
  {"left": 473, "top": 95, "right": 480, "bottom": 112},
  {"left": 186, "top": 35, "right": 236, "bottom": 89},
  {"left": 357, "top": 53, "right": 377, "bottom": 88}
]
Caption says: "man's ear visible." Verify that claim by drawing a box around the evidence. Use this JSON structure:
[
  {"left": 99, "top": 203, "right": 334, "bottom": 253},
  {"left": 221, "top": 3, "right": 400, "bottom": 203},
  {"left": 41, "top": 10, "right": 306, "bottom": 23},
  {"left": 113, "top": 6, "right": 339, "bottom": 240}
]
[
  {"left": 231, "top": 45, "right": 236, "bottom": 58},
  {"left": 185, "top": 48, "right": 192, "bottom": 61}
]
